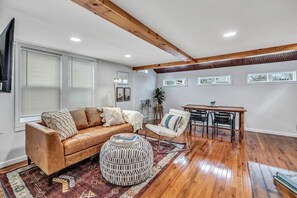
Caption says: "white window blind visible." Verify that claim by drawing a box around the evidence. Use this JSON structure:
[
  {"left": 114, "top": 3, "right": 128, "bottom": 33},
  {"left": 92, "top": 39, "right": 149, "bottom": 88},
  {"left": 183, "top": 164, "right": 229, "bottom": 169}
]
[
  {"left": 20, "top": 49, "right": 61, "bottom": 120},
  {"left": 68, "top": 58, "right": 94, "bottom": 109}
]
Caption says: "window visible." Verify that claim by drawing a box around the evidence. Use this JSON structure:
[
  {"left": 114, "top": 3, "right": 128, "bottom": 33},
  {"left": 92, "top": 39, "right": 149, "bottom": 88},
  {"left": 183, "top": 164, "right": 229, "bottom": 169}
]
[
  {"left": 16, "top": 43, "right": 97, "bottom": 130},
  {"left": 198, "top": 75, "right": 231, "bottom": 86},
  {"left": 163, "top": 79, "right": 187, "bottom": 87},
  {"left": 19, "top": 48, "right": 61, "bottom": 122},
  {"left": 68, "top": 58, "right": 94, "bottom": 109},
  {"left": 138, "top": 70, "right": 148, "bottom": 74},
  {"left": 247, "top": 71, "right": 296, "bottom": 84},
  {"left": 117, "top": 71, "right": 130, "bottom": 85}
]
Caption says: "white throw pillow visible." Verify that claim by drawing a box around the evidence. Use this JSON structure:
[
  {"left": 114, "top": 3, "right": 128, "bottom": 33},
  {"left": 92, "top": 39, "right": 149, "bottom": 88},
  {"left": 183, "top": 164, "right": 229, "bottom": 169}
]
[
  {"left": 160, "top": 113, "right": 183, "bottom": 132},
  {"left": 101, "top": 107, "right": 125, "bottom": 127},
  {"left": 41, "top": 109, "right": 78, "bottom": 141}
]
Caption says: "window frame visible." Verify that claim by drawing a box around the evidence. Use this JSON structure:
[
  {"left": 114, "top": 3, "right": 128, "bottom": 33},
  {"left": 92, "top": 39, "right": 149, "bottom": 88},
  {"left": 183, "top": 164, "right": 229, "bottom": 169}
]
[
  {"left": 246, "top": 71, "right": 297, "bottom": 84},
  {"left": 15, "top": 42, "right": 97, "bottom": 132},
  {"left": 163, "top": 78, "right": 188, "bottom": 87},
  {"left": 197, "top": 75, "right": 232, "bottom": 86}
]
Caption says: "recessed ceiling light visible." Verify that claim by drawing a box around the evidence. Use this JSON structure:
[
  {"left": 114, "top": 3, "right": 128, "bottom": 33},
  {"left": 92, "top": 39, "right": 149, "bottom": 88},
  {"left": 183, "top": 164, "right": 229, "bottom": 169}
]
[
  {"left": 70, "top": 37, "right": 81, "bottom": 42},
  {"left": 223, "top": 31, "right": 237, "bottom": 38},
  {"left": 124, "top": 54, "right": 132, "bottom": 58}
]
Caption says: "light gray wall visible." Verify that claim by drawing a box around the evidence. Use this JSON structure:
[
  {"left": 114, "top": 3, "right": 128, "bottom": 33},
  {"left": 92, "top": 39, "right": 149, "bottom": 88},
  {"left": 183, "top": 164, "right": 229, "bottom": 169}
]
[
  {"left": 97, "top": 60, "right": 133, "bottom": 110},
  {"left": 157, "top": 61, "right": 297, "bottom": 136},
  {"left": 133, "top": 70, "right": 157, "bottom": 119}
]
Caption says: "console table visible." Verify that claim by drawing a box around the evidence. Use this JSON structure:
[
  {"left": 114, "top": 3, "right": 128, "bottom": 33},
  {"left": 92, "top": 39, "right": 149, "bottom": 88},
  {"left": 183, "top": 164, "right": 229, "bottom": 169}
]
[{"left": 182, "top": 104, "right": 247, "bottom": 141}]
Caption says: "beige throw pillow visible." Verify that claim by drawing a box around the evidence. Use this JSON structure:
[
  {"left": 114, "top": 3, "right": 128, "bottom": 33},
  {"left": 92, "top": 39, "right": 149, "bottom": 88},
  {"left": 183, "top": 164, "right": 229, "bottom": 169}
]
[
  {"left": 41, "top": 109, "right": 78, "bottom": 141},
  {"left": 69, "top": 109, "right": 89, "bottom": 130},
  {"left": 101, "top": 107, "right": 125, "bottom": 127},
  {"left": 85, "top": 107, "right": 103, "bottom": 126}
]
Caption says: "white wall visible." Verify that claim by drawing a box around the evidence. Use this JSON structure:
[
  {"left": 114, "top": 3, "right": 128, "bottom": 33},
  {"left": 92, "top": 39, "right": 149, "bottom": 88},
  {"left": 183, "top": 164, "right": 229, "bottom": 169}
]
[
  {"left": 133, "top": 70, "right": 157, "bottom": 119},
  {"left": 97, "top": 60, "right": 133, "bottom": 110},
  {"left": 157, "top": 61, "right": 297, "bottom": 136}
]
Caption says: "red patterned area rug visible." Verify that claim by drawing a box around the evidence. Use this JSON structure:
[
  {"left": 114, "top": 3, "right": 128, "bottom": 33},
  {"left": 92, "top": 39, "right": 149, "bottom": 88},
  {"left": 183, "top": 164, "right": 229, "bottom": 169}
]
[{"left": 0, "top": 138, "right": 184, "bottom": 198}]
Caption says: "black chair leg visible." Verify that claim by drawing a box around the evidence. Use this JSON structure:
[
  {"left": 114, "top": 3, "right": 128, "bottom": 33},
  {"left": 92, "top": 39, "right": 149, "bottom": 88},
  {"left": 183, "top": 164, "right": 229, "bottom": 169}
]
[
  {"left": 28, "top": 157, "right": 31, "bottom": 165},
  {"left": 216, "top": 123, "right": 219, "bottom": 136},
  {"left": 206, "top": 120, "right": 209, "bottom": 138},
  {"left": 211, "top": 123, "right": 214, "bottom": 139},
  {"left": 202, "top": 122, "right": 205, "bottom": 137}
]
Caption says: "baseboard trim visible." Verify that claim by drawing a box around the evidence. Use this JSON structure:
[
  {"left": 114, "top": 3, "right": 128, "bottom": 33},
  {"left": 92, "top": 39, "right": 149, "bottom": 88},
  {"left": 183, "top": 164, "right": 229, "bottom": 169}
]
[
  {"left": 0, "top": 155, "right": 27, "bottom": 169},
  {"left": 246, "top": 128, "right": 297, "bottom": 138}
]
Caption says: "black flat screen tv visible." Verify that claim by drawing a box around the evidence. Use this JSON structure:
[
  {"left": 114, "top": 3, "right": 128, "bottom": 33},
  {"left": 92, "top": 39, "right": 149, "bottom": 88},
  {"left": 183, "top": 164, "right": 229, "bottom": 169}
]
[{"left": 0, "top": 18, "right": 15, "bottom": 93}]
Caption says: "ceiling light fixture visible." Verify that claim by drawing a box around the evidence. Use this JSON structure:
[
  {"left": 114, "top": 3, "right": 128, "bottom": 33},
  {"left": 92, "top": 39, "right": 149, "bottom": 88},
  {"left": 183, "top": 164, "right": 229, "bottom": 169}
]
[
  {"left": 70, "top": 37, "right": 81, "bottom": 42},
  {"left": 124, "top": 54, "right": 132, "bottom": 58},
  {"left": 223, "top": 31, "right": 237, "bottom": 38}
]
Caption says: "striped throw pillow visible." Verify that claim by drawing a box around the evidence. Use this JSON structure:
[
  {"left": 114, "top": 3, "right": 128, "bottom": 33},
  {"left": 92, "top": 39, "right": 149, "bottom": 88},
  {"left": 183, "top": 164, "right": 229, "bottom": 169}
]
[
  {"left": 41, "top": 109, "right": 78, "bottom": 141},
  {"left": 160, "top": 113, "right": 183, "bottom": 132}
]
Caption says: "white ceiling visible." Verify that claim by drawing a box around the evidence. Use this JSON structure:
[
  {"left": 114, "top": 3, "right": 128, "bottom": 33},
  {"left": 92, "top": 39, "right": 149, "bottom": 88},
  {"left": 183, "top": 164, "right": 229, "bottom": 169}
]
[
  {"left": 112, "top": 0, "right": 297, "bottom": 58},
  {"left": 0, "top": 0, "right": 180, "bottom": 67},
  {"left": 1, "top": 0, "right": 297, "bottom": 67}
]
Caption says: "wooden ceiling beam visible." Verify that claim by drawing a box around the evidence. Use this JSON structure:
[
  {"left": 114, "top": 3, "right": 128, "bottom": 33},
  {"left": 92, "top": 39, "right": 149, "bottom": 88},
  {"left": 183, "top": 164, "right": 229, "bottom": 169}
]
[
  {"left": 133, "top": 43, "right": 297, "bottom": 71},
  {"left": 154, "top": 51, "right": 297, "bottom": 73},
  {"left": 71, "top": 0, "right": 194, "bottom": 61}
]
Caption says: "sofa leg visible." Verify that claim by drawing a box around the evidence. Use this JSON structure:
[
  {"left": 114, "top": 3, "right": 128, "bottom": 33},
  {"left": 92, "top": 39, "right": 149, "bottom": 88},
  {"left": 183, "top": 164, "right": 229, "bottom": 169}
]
[
  {"left": 28, "top": 157, "right": 31, "bottom": 165},
  {"left": 48, "top": 173, "right": 57, "bottom": 186}
]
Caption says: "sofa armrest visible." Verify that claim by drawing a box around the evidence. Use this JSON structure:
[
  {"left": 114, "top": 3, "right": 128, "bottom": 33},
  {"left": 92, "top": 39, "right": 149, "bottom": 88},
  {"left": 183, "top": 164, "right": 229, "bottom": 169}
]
[{"left": 25, "top": 122, "right": 65, "bottom": 175}]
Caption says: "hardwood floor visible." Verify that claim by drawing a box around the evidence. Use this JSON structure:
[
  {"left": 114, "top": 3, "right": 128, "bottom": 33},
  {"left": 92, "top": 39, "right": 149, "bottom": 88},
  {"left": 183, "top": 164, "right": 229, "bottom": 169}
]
[
  {"left": 1, "top": 126, "right": 297, "bottom": 198},
  {"left": 140, "top": 127, "right": 297, "bottom": 197}
]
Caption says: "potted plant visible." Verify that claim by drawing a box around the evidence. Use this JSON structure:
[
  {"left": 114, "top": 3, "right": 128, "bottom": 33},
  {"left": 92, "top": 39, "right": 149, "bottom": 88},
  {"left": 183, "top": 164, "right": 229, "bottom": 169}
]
[
  {"left": 153, "top": 88, "right": 165, "bottom": 120},
  {"left": 153, "top": 88, "right": 166, "bottom": 106},
  {"left": 210, "top": 101, "right": 216, "bottom": 106}
]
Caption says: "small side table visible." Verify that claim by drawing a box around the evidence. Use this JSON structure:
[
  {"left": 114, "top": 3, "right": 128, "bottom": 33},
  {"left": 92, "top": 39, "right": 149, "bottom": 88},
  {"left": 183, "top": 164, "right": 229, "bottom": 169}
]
[{"left": 153, "top": 105, "right": 163, "bottom": 120}]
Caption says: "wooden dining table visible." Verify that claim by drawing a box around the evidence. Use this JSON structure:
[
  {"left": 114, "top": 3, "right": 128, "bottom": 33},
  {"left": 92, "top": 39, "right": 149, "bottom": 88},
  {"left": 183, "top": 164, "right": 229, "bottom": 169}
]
[{"left": 182, "top": 104, "right": 247, "bottom": 141}]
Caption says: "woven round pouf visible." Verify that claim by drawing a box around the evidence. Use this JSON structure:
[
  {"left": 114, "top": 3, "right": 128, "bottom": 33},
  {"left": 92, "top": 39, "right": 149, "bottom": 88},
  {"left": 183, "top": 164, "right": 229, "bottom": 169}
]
[{"left": 100, "top": 134, "right": 153, "bottom": 186}]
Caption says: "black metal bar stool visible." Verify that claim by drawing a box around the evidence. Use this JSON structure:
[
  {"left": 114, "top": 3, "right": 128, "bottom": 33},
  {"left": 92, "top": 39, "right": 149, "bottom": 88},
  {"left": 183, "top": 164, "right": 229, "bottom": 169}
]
[
  {"left": 188, "top": 109, "right": 209, "bottom": 137},
  {"left": 211, "top": 111, "right": 236, "bottom": 142}
]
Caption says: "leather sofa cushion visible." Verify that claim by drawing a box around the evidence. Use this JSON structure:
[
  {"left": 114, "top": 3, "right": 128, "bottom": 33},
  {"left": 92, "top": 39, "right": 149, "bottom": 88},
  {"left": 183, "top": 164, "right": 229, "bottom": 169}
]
[
  {"left": 85, "top": 107, "right": 103, "bottom": 127},
  {"left": 70, "top": 109, "right": 89, "bottom": 130},
  {"left": 63, "top": 124, "right": 132, "bottom": 155}
]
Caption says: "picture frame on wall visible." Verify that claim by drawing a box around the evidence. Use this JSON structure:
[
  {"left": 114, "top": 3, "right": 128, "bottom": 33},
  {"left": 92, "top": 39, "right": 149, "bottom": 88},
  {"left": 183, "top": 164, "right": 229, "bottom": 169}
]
[
  {"left": 124, "top": 87, "right": 131, "bottom": 101},
  {"left": 116, "top": 87, "right": 124, "bottom": 102},
  {"left": 117, "top": 71, "right": 130, "bottom": 85}
]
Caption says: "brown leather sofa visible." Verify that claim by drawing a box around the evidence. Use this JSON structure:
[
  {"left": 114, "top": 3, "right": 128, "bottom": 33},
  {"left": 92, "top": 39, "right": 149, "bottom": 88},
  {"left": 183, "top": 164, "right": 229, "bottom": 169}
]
[{"left": 25, "top": 107, "right": 132, "bottom": 185}]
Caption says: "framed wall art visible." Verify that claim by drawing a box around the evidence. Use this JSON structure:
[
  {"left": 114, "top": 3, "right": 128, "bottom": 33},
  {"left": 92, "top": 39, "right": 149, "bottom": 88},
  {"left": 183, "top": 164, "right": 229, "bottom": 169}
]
[
  {"left": 124, "top": 87, "right": 131, "bottom": 101},
  {"left": 116, "top": 87, "right": 124, "bottom": 102}
]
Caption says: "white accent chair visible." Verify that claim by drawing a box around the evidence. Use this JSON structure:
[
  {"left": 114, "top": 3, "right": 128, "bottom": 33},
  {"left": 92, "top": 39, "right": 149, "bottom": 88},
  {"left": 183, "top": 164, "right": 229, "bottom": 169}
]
[{"left": 145, "top": 109, "right": 191, "bottom": 152}]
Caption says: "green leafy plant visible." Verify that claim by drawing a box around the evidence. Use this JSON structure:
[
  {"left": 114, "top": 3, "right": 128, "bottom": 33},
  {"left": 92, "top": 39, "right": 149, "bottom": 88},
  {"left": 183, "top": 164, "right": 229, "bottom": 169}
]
[{"left": 153, "top": 88, "right": 166, "bottom": 105}]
